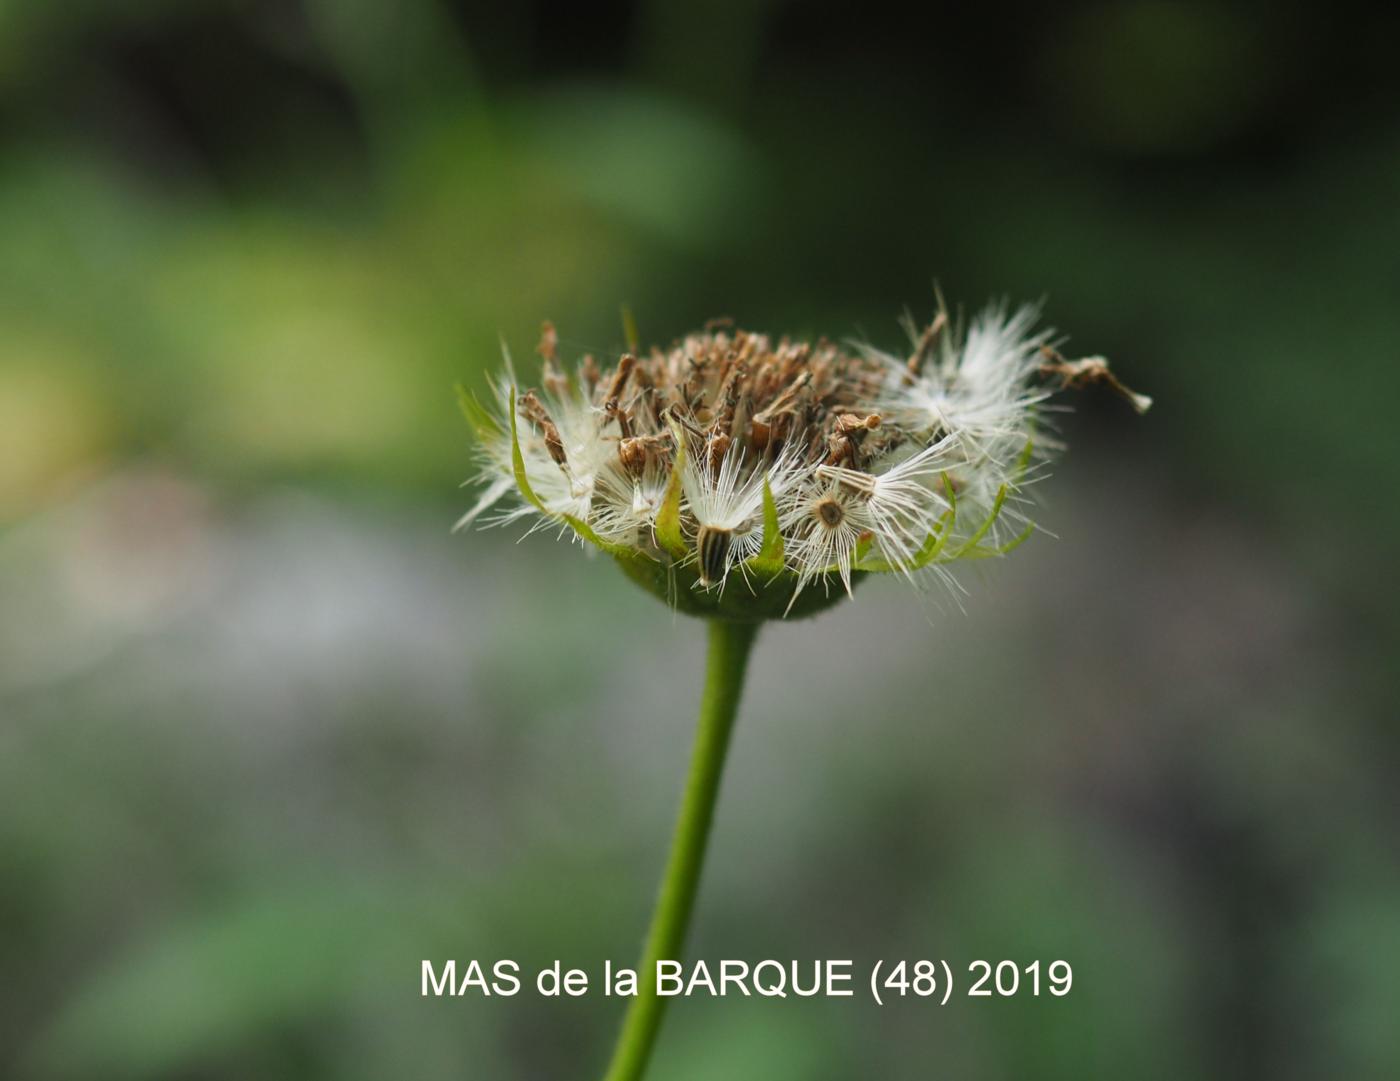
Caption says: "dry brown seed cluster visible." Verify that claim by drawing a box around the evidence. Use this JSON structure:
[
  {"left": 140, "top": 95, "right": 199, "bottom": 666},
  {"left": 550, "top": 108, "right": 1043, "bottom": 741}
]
[
  {"left": 528, "top": 322, "right": 904, "bottom": 479},
  {"left": 459, "top": 305, "right": 1150, "bottom": 615}
]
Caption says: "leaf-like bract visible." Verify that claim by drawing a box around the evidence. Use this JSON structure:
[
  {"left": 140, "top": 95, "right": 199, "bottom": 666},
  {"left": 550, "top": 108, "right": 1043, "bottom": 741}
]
[
  {"left": 745, "top": 476, "right": 785, "bottom": 577},
  {"left": 654, "top": 425, "right": 688, "bottom": 559},
  {"left": 456, "top": 384, "right": 501, "bottom": 443}
]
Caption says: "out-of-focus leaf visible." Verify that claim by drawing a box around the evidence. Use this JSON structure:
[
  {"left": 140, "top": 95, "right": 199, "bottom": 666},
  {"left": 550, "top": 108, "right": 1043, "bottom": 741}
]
[{"left": 21, "top": 883, "right": 418, "bottom": 1080}]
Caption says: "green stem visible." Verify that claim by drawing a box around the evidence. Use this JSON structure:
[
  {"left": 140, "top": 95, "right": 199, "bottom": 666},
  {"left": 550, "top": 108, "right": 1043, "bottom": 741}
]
[{"left": 601, "top": 619, "right": 759, "bottom": 1081}]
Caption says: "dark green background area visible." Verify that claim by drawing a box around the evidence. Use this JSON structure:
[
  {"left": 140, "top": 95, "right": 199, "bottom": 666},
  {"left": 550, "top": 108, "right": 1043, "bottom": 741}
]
[{"left": 1, "top": 3, "right": 1395, "bottom": 1079}]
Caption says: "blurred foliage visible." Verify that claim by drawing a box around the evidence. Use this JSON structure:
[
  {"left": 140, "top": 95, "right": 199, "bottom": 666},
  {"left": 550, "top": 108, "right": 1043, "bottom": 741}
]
[{"left": 2, "top": 1, "right": 1397, "bottom": 1079}]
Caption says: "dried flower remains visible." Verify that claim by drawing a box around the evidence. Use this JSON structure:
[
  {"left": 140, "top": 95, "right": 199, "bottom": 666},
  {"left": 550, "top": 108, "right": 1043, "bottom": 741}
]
[{"left": 458, "top": 303, "right": 1149, "bottom": 621}]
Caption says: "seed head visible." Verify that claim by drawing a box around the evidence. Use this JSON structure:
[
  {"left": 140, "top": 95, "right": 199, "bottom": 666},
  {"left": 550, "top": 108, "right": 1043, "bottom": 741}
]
[{"left": 457, "top": 302, "right": 1148, "bottom": 621}]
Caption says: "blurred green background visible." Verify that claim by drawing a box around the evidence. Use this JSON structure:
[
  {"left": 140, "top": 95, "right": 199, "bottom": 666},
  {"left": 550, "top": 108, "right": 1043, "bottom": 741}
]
[{"left": 2, "top": 1, "right": 1397, "bottom": 1078}]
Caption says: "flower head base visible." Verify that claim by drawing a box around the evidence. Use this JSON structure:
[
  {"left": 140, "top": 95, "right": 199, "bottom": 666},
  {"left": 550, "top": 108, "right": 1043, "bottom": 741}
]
[{"left": 459, "top": 305, "right": 1149, "bottom": 622}]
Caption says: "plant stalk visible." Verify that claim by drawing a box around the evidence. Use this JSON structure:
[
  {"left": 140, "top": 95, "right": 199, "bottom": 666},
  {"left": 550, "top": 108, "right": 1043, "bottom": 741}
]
[{"left": 600, "top": 618, "right": 759, "bottom": 1081}]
